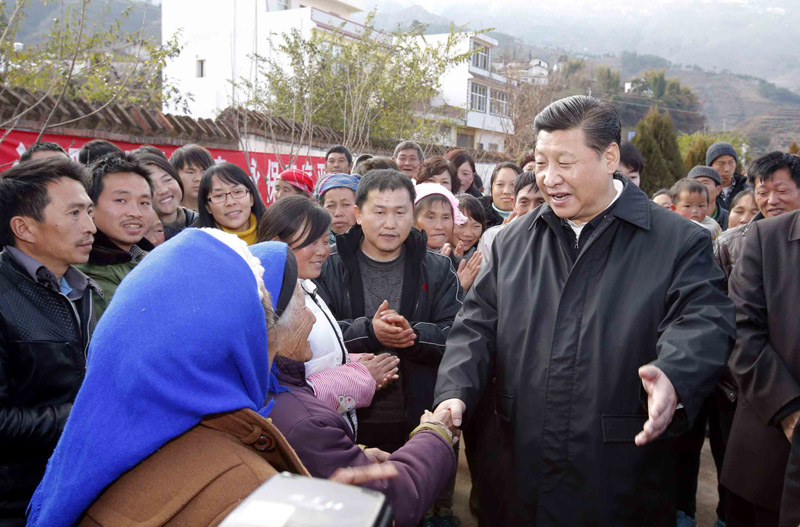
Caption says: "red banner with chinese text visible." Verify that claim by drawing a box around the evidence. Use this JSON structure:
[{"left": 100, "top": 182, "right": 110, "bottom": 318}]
[{"left": 0, "top": 129, "right": 326, "bottom": 204}]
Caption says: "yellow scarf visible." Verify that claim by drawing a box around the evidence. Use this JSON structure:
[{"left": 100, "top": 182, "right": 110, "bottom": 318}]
[{"left": 220, "top": 214, "right": 258, "bottom": 246}]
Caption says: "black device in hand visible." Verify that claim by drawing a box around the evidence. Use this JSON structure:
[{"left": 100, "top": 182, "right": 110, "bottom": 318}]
[{"left": 219, "top": 472, "right": 393, "bottom": 527}]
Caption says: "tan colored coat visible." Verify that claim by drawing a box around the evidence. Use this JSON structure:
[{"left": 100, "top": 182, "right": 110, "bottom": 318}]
[{"left": 79, "top": 408, "right": 309, "bottom": 527}]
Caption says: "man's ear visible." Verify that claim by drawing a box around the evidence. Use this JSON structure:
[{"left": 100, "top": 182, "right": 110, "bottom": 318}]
[
  {"left": 604, "top": 143, "right": 621, "bottom": 175},
  {"left": 9, "top": 216, "right": 36, "bottom": 245},
  {"left": 354, "top": 205, "right": 362, "bottom": 226}
]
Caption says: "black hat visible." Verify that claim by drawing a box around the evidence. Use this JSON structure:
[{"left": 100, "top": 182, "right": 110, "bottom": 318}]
[
  {"left": 688, "top": 165, "right": 722, "bottom": 186},
  {"left": 706, "top": 142, "right": 738, "bottom": 166}
]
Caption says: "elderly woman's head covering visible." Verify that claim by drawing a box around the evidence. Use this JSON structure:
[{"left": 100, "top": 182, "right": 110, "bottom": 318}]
[{"left": 27, "top": 229, "right": 296, "bottom": 527}]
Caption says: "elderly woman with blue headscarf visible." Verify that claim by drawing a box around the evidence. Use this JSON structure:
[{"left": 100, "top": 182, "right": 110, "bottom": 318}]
[{"left": 26, "top": 230, "right": 393, "bottom": 527}]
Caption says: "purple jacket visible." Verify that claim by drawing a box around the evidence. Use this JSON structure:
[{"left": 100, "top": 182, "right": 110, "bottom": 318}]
[{"left": 270, "top": 357, "right": 457, "bottom": 527}]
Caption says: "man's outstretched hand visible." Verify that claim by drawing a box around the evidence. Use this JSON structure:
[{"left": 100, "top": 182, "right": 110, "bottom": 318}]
[
  {"left": 635, "top": 365, "right": 678, "bottom": 446},
  {"left": 432, "top": 398, "right": 466, "bottom": 428},
  {"left": 330, "top": 463, "right": 399, "bottom": 485}
]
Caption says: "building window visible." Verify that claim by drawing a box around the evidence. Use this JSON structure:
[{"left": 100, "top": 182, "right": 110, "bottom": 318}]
[
  {"left": 196, "top": 59, "right": 205, "bottom": 78},
  {"left": 470, "top": 82, "right": 487, "bottom": 113},
  {"left": 457, "top": 133, "right": 474, "bottom": 148},
  {"left": 490, "top": 89, "right": 508, "bottom": 116},
  {"left": 471, "top": 40, "right": 489, "bottom": 70}
]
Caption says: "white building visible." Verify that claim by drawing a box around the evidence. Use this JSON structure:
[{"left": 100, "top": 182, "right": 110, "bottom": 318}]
[
  {"left": 162, "top": 0, "right": 366, "bottom": 118},
  {"left": 423, "top": 33, "right": 514, "bottom": 152},
  {"left": 496, "top": 57, "right": 550, "bottom": 86}
]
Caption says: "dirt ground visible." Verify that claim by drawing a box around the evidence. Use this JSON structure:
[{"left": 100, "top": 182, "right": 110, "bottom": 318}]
[{"left": 452, "top": 438, "right": 720, "bottom": 527}]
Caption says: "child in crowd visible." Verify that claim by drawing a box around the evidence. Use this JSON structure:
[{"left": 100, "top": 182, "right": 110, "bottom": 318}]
[{"left": 670, "top": 178, "right": 722, "bottom": 240}]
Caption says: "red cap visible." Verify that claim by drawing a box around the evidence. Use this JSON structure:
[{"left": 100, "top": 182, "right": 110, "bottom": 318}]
[{"left": 278, "top": 168, "right": 314, "bottom": 195}]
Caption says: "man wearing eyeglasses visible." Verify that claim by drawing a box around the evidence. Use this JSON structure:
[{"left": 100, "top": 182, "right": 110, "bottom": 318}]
[{"left": 77, "top": 152, "right": 155, "bottom": 319}]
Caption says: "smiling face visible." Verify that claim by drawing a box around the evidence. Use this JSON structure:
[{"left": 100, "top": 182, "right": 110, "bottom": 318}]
[
  {"left": 534, "top": 127, "right": 619, "bottom": 225},
  {"left": 14, "top": 178, "right": 96, "bottom": 277},
  {"left": 322, "top": 187, "right": 357, "bottom": 235},
  {"left": 291, "top": 229, "right": 331, "bottom": 280},
  {"left": 456, "top": 161, "right": 475, "bottom": 190},
  {"left": 92, "top": 172, "right": 153, "bottom": 252},
  {"left": 395, "top": 149, "right": 421, "bottom": 179},
  {"left": 205, "top": 175, "right": 254, "bottom": 232},
  {"left": 414, "top": 198, "right": 454, "bottom": 251},
  {"left": 177, "top": 163, "right": 203, "bottom": 207},
  {"left": 754, "top": 168, "right": 800, "bottom": 218},
  {"left": 672, "top": 190, "right": 708, "bottom": 222},
  {"left": 452, "top": 212, "right": 482, "bottom": 251},
  {"left": 148, "top": 164, "right": 183, "bottom": 221},
  {"left": 355, "top": 188, "right": 414, "bottom": 260},
  {"left": 491, "top": 168, "right": 518, "bottom": 211}
]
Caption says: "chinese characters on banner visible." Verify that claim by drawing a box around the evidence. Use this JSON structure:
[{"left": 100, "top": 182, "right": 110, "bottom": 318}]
[{"left": 0, "top": 130, "right": 327, "bottom": 204}]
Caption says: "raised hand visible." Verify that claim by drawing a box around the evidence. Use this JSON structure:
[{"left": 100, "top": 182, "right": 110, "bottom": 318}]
[
  {"left": 359, "top": 352, "right": 400, "bottom": 389},
  {"left": 457, "top": 250, "right": 482, "bottom": 291}
]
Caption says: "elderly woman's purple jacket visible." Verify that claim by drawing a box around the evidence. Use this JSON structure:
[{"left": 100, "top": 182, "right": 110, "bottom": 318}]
[{"left": 269, "top": 357, "right": 457, "bottom": 527}]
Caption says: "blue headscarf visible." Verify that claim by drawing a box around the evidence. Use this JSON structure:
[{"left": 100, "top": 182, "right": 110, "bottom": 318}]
[
  {"left": 318, "top": 173, "right": 360, "bottom": 202},
  {"left": 27, "top": 229, "right": 291, "bottom": 527}
]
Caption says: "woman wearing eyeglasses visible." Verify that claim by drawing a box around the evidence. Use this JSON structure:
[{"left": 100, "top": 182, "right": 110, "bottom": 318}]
[{"left": 196, "top": 163, "right": 267, "bottom": 245}]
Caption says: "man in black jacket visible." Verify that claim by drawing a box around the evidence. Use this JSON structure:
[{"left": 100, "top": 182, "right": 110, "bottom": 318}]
[
  {"left": 0, "top": 157, "right": 99, "bottom": 526},
  {"left": 708, "top": 141, "right": 749, "bottom": 211},
  {"left": 315, "top": 169, "right": 463, "bottom": 453},
  {"left": 434, "top": 96, "right": 735, "bottom": 526}
]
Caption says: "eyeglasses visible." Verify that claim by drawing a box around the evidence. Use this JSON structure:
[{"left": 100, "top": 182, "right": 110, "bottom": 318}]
[{"left": 208, "top": 188, "right": 250, "bottom": 204}]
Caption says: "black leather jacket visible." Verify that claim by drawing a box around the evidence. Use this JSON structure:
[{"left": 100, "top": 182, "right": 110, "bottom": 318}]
[{"left": 0, "top": 250, "right": 97, "bottom": 522}]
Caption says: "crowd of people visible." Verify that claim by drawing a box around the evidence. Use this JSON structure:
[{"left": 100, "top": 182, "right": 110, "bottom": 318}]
[{"left": 1, "top": 94, "right": 799, "bottom": 527}]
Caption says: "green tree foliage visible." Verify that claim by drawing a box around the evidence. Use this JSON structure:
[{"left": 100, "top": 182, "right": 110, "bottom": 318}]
[
  {"left": 241, "top": 13, "right": 474, "bottom": 153},
  {"left": 644, "top": 69, "right": 667, "bottom": 99},
  {"left": 0, "top": 0, "right": 187, "bottom": 115},
  {"left": 632, "top": 108, "right": 684, "bottom": 195},
  {"left": 620, "top": 51, "right": 670, "bottom": 76},
  {"left": 594, "top": 66, "right": 620, "bottom": 96},
  {"left": 677, "top": 131, "right": 747, "bottom": 171}
]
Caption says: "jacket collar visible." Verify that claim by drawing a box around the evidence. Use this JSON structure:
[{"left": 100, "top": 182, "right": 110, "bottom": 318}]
[
  {"left": 334, "top": 224, "right": 428, "bottom": 266},
  {"left": 789, "top": 210, "right": 800, "bottom": 241},
  {"left": 0, "top": 249, "right": 103, "bottom": 298},
  {"left": 87, "top": 230, "right": 152, "bottom": 266},
  {"left": 530, "top": 173, "right": 651, "bottom": 232},
  {"left": 274, "top": 356, "right": 309, "bottom": 388}
]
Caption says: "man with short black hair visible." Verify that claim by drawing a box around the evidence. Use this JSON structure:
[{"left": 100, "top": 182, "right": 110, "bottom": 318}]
[
  {"left": 392, "top": 140, "right": 424, "bottom": 179},
  {"left": 325, "top": 145, "right": 353, "bottom": 175},
  {"left": 169, "top": 144, "right": 215, "bottom": 211},
  {"left": 77, "top": 152, "right": 154, "bottom": 318},
  {"left": 434, "top": 95, "right": 735, "bottom": 526},
  {"left": 77, "top": 139, "right": 122, "bottom": 166},
  {"left": 707, "top": 141, "right": 748, "bottom": 210},
  {"left": 315, "top": 169, "right": 463, "bottom": 454},
  {"left": 0, "top": 156, "right": 99, "bottom": 526},
  {"left": 19, "top": 141, "right": 68, "bottom": 163}
]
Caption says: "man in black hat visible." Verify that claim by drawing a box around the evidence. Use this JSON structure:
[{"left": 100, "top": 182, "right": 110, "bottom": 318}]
[{"left": 707, "top": 142, "right": 748, "bottom": 211}]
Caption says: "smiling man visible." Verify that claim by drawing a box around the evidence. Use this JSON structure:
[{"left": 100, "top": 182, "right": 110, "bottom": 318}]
[
  {"left": 77, "top": 152, "right": 154, "bottom": 318},
  {"left": 0, "top": 157, "right": 99, "bottom": 526},
  {"left": 315, "top": 169, "right": 463, "bottom": 453},
  {"left": 433, "top": 95, "right": 735, "bottom": 526}
]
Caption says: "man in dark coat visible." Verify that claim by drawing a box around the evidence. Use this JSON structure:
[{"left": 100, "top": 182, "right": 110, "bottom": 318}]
[
  {"left": 434, "top": 95, "right": 735, "bottom": 526},
  {"left": 722, "top": 209, "right": 800, "bottom": 527},
  {"left": 707, "top": 141, "right": 749, "bottom": 211},
  {"left": 0, "top": 157, "right": 99, "bottom": 526},
  {"left": 315, "top": 169, "right": 463, "bottom": 452}
]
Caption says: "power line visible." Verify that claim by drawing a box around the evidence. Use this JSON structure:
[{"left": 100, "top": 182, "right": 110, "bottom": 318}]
[{"left": 600, "top": 97, "right": 705, "bottom": 116}]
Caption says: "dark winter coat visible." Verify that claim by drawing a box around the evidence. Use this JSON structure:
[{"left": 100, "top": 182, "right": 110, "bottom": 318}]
[
  {"left": 714, "top": 212, "right": 764, "bottom": 294},
  {"left": 712, "top": 198, "right": 730, "bottom": 230},
  {"left": 0, "top": 251, "right": 97, "bottom": 525},
  {"left": 434, "top": 177, "right": 735, "bottom": 526},
  {"left": 722, "top": 210, "right": 800, "bottom": 515},
  {"left": 479, "top": 195, "right": 506, "bottom": 229},
  {"left": 314, "top": 225, "right": 464, "bottom": 438},
  {"left": 269, "top": 357, "right": 457, "bottom": 527},
  {"left": 720, "top": 172, "right": 749, "bottom": 211},
  {"left": 163, "top": 207, "right": 198, "bottom": 240}
]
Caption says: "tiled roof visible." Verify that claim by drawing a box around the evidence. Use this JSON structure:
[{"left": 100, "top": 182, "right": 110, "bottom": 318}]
[{"left": 0, "top": 85, "right": 511, "bottom": 162}]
